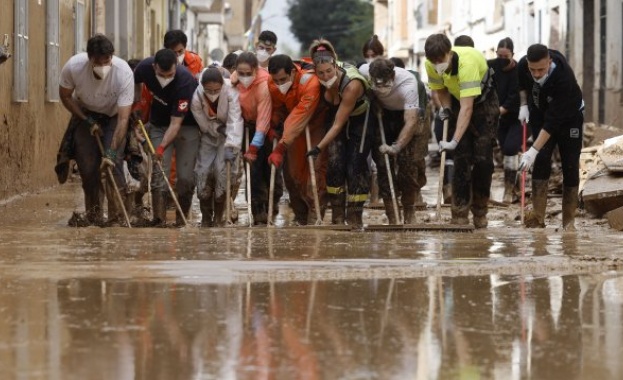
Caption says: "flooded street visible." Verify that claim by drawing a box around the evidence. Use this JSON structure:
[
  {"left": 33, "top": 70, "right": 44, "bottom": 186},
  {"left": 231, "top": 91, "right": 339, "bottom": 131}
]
[{"left": 1, "top": 181, "right": 623, "bottom": 379}]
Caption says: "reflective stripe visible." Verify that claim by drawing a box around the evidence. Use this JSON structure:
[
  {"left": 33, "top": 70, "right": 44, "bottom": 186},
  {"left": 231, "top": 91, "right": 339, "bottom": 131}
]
[
  {"left": 327, "top": 186, "right": 345, "bottom": 195},
  {"left": 347, "top": 194, "right": 368, "bottom": 202},
  {"left": 429, "top": 77, "right": 443, "bottom": 85},
  {"left": 460, "top": 81, "right": 481, "bottom": 90}
]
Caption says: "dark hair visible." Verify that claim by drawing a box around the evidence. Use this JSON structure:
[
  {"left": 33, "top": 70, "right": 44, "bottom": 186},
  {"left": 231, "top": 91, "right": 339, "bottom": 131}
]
[
  {"left": 497, "top": 37, "right": 514, "bottom": 53},
  {"left": 424, "top": 34, "right": 452, "bottom": 62},
  {"left": 127, "top": 58, "right": 141, "bottom": 71},
  {"left": 163, "top": 30, "right": 188, "bottom": 49},
  {"left": 309, "top": 39, "right": 338, "bottom": 65},
  {"left": 200, "top": 67, "right": 224, "bottom": 85},
  {"left": 222, "top": 52, "right": 239, "bottom": 70},
  {"left": 154, "top": 49, "right": 178, "bottom": 71},
  {"left": 369, "top": 58, "right": 395, "bottom": 82},
  {"left": 258, "top": 30, "right": 277, "bottom": 46},
  {"left": 389, "top": 57, "right": 405, "bottom": 69},
  {"left": 86, "top": 34, "right": 114, "bottom": 59},
  {"left": 454, "top": 35, "right": 475, "bottom": 47},
  {"left": 527, "top": 43, "right": 549, "bottom": 62},
  {"left": 362, "top": 35, "right": 384, "bottom": 58},
  {"left": 235, "top": 51, "right": 258, "bottom": 69},
  {"left": 268, "top": 54, "right": 296, "bottom": 75}
]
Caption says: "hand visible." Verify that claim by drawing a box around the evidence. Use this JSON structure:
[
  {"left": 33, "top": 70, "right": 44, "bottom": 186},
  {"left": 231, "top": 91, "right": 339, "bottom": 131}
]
[
  {"left": 266, "top": 128, "right": 281, "bottom": 142},
  {"left": 439, "top": 139, "right": 459, "bottom": 152},
  {"left": 243, "top": 145, "right": 258, "bottom": 163},
  {"left": 379, "top": 143, "right": 400, "bottom": 156},
  {"left": 519, "top": 146, "right": 539, "bottom": 172},
  {"left": 224, "top": 147, "right": 236, "bottom": 162},
  {"left": 154, "top": 145, "right": 165, "bottom": 161},
  {"left": 306, "top": 146, "right": 321, "bottom": 158},
  {"left": 90, "top": 123, "right": 103, "bottom": 137},
  {"left": 100, "top": 148, "right": 116, "bottom": 170},
  {"left": 268, "top": 142, "right": 287, "bottom": 168},
  {"left": 438, "top": 107, "right": 451, "bottom": 121},
  {"left": 518, "top": 105, "right": 530, "bottom": 123}
]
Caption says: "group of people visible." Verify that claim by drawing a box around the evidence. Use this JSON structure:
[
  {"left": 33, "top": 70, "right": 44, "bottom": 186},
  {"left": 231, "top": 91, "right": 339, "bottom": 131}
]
[{"left": 55, "top": 28, "right": 584, "bottom": 230}]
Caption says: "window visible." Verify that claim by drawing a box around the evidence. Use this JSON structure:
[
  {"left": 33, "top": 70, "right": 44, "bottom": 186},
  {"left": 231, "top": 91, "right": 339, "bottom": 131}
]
[
  {"left": 46, "top": 0, "right": 60, "bottom": 102},
  {"left": 75, "top": 0, "right": 86, "bottom": 53},
  {"left": 13, "top": 0, "right": 28, "bottom": 102}
]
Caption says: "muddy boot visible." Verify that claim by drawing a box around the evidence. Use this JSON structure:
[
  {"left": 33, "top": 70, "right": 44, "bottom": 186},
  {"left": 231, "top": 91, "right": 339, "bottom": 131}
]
[
  {"left": 562, "top": 186, "right": 578, "bottom": 231},
  {"left": 347, "top": 202, "right": 364, "bottom": 229},
  {"left": 383, "top": 196, "right": 399, "bottom": 225},
  {"left": 199, "top": 198, "right": 214, "bottom": 227},
  {"left": 403, "top": 205, "right": 416, "bottom": 225},
  {"left": 330, "top": 194, "right": 346, "bottom": 225},
  {"left": 151, "top": 191, "right": 167, "bottom": 227},
  {"left": 175, "top": 195, "right": 192, "bottom": 227},
  {"left": 471, "top": 193, "right": 489, "bottom": 229},
  {"left": 450, "top": 204, "right": 470, "bottom": 225},
  {"left": 503, "top": 170, "right": 519, "bottom": 204},
  {"left": 213, "top": 199, "right": 225, "bottom": 227},
  {"left": 253, "top": 202, "right": 268, "bottom": 225},
  {"left": 442, "top": 161, "right": 454, "bottom": 205},
  {"left": 369, "top": 173, "right": 380, "bottom": 205},
  {"left": 524, "top": 179, "right": 548, "bottom": 228}
]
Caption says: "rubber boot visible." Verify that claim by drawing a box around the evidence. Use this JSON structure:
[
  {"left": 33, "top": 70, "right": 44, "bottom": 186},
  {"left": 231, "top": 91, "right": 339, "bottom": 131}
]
[
  {"left": 450, "top": 203, "right": 470, "bottom": 225},
  {"left": 503, "top": 170, "right": 519, "bottom": 204},
  {"left": 176, "top": 195, "right": 192, "bottom": 227},
  {"left": 151, "top": 191, "right": 167, "bottom": 227},
  {"left": 471, "top": 193, "right": 489, "bottom": 229},
  {"left": 369, "top": 173, "right": 380, "bottom": 206},
  {"left": 347, "top": 201, "right": 364, "bottom": 229},
  {"left": 330, "top": 193, "right": 346, "bottom": 225},
  {"left": 213, "top": 199, "right": 225, "bottom": 227},
  {"left": 253, "top": 202, "right": 268, "bottom": 225},
  {"left": 562, "top": 186, "right": 578, "bottom": 231},
  {"left": 525, "top": 179, "right": 548, "bottom": 228},
  {"left": 383, "top": 196, "right": 399, "bottom": 225},
  {"left": 443, "top": 162, "right": 454, "bottom": 205},
  {"left": 200, "top": 198, "right": 214, "bottom": 227},
  {"left": 403, "top": 205, "right": 416, "bottom": 225}
]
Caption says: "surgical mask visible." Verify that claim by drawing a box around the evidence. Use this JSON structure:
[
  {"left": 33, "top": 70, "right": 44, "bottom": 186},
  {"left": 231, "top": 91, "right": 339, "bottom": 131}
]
[
  {"left": 373, "top": 82, "right": 393, "bottom": 96},
  {"left": 206, "top": 93, "right": 219, "bottom": 102},
  {"left": 177, "top": 54, "right": 185, "bottom": 64},
  {"left": 278, "top": 81, "right": 292, "bottom": 94},
  {"left": 532, "top": 61, "right": 556, "bottom": 86},
  {"left": 93, "top": 65, "right": 111, "bottom": 80},
  {"left": 434, "top": 61, "right": 449, "bottom": 75},
  {"left": 319, "top": 75, "right": 338, "bottom": 88},
  {"left": 239, "top": 75, "right": 255, "bottom": 88},
  {"left": 157, "top": 75, "right": 174, "bottom": 88},
  {"left": 256, "top": 49, "right": 271, "bottom": 63}
]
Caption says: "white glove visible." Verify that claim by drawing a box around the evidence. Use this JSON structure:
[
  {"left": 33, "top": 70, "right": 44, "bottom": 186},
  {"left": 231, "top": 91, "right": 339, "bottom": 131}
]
[
  {"left": 519, "top": 146, "right": 539, "bottom": 172},
  {"left": 379, "top": 143, "right": 400, "bottom": 156},
  {"left": 518, "top": 105, "right": 530, "bottom": 123},
  {"left": 439, "top": 139, "right": 458, "bottom": 152},
  {"left": 438, "top": 107, "right": 451, "bottom": 121}
]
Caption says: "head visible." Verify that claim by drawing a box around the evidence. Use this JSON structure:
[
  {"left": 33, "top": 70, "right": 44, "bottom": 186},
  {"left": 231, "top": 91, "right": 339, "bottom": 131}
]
[
  {"left": 362, "top": 35, "right": 384, "bottom": 63},
  {"left": 369, "top": 58, "right": 396, "bottom": 95},
  {"left": 153, "top": 49, "right": 177, "bottom": 78},
  {"left": 163, "top": 30, "right": 188, "bottom": 64},
  {"left": 127, "top": 58, "right": 141, "bottom": 72},
  {"left": 496, "top": 37, "right": 514, "bottom": 68},
  {"left": 268, "top": 54, "right": 296, "bottom": 93},
  {"left": 87, "top": 34, "right": 115, "bottom": 79},
  {"left": 526, "top": 43, "right": 552, "bottom": 81},
  {"left": 222, "top": 51, "right": 240, "bottom": 74},
  {"left": 389, "top": 57, "right": 405, "bottom": 69},
  {"left": 453, "top": 35, "right": 475, "bottom": 48},
  {"left": 256, "top": 30, "right": 278, "bottom": 64},
  {"left": 200, "top": 67, "right": 225, "bottom": 101},
  {"left": 310, "top": 39, "right": 339, "bottom": 88},
  {"left": 424, "top": 33, "right": 453, "bottom": 75},
  {"left": 235, "top": 52, "right": 259, "bottom": 88}
]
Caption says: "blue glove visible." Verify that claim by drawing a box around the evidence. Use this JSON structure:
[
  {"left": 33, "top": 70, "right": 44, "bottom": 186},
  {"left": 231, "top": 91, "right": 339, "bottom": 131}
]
[
  {"left": 250, "top": 131, "right": 266, "bottom": 148},
  {"left": 224, "top": 147, "right": 236, "bottom": 162}
]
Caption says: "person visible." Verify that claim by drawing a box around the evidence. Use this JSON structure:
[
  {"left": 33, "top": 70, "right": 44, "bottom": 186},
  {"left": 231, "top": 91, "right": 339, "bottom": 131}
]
[
  {"left": 362, "top": 35, "right": 385, "bottom": 64},
  {"left": 517, "top": 43, "right": 584, "bottom": 230},
  {"left": 57, "top": 34, "right": 134, "bottom": 226},
  {"left": 163, "top": 30, "right": 204, "bottom": 76},
  {"left": 266, "top": 54, "right": 328, "bottom": 225},
  {"left": 255, "top": 30, "right": 278, "bottom": 70},
  {"left": 359, "top": 58, "right": 430, "bottom": 224},
  {"left": 191, "top": 67, "right": 243, "bottom": 227},
  {"left": 424, "top": 33, "right": 499, "bottom": 228},
  {"left": 133, "top": 49, "right": 200, "bottom": 226},
  {"left": 306, "top": 39, "right": 373, "bottom": 227},
  {"left": 454, "top": 35, "right": 475, "bottom": 48},
  {"left": 232, "top": 52, "right": 278, "bottom": 225},
  {"left": 489, "top": 37, "right": 522, "bottom": 203}
]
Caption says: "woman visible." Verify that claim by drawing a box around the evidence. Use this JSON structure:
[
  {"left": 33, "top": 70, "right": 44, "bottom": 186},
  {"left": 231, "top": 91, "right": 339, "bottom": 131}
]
[
  {"left": 191, "top": 67, "right": 243, "bottom": 227},
  {"left": 362, "top": 35, "right": 384, "bottom": 64},
  {"left": 308, "top": 39, "right": 374, "bottom": 227}
]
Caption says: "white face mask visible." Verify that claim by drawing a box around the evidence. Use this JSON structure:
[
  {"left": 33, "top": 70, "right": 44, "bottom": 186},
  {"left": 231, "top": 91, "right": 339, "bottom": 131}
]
[
  {"left": 93, "top": 65, "right": 111, "bottom": 80},
  {"left": 157, "top": 75, "right": 174, "bottom": 88},
  {"left": 177, "top": 54, "right": 185, "bottom": 64},
  {"left": 239, "top": 75, "right": 255, "bottom": 88},
  {"left": 365, "top": 58, "right": 374, "bottom": 64},
  {"left": 256, "top": 49, "right": 271, "bottom": 63},
  {"left": 532, "top": 61, "right": 556, "bottom": 86},
  {"left": 373, "top": 81, "right": 393, "bottom": 96},
  {"left": 278, "top": 81, "right": 292, "bottom": 94},
  {"left": 434, "top": 60, "right": 449, "bottom": 75},
  {"left": 320, "top": 75, "right": 338, "bottom": 88},
  {"left": 206, "top": 93, "right": 220, "bottom": 102}
]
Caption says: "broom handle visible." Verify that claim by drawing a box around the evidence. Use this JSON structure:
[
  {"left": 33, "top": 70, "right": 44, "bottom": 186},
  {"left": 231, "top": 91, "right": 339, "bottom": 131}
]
[
  {"left": 225, "top": 160, "right": 232, "bottom": 225},
  {"left": 521, "top": 121, "right": 527, "bottom": 225},
  {"left": 306, "top": 125, "right": 323, "bottom": 225},
  {"left": 245, "top": 127, "right": 254, "bottom": 227},
  {"left": 378, "top": 112, "right": 401, "bottom": 224},
  {"left": 267, "top": 138, "right": 277, "bottom": 226},
  {"left": 436, "top": 119, "right": 448, "bottom": 221}
]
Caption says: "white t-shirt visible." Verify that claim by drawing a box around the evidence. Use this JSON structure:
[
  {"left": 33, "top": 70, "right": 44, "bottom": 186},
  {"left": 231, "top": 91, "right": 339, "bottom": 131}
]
[
  {"left": 59, "top": 53, "right": 134, "bottom": 117},
  {"left": 359, "top": 65, "right": 419, "bottom": 111}
]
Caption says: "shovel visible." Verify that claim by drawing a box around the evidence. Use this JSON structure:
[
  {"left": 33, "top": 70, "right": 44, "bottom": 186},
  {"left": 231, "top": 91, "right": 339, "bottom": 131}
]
[
  {"left": 305, "top": 125, "right": 323, "bottom": 225},
  {"left": 377, "top": 111, "right": 401, "bottom": 224}
]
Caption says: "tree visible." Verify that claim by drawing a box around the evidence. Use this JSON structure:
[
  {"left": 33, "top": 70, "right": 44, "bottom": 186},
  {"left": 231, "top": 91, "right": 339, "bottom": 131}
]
[{"left": 287, "top": 0, "right": 373, "bottom": 63}]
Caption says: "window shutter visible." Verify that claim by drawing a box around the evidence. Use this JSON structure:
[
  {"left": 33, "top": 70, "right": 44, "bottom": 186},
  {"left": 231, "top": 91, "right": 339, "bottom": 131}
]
[
  {"left": 13, "top": 0, "right": 29, "bottom": 102},
  {"left": 47, "top": 0, "right": 60, "bottom": 102}
]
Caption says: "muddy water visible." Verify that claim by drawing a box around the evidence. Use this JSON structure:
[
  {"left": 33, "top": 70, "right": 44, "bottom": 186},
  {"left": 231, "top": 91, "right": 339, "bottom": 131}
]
[{"left": 1, "top": 183, "right": 623, "bottom": 379}]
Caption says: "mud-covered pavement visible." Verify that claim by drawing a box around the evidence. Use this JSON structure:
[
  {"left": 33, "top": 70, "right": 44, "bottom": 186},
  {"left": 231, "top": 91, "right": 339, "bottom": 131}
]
[{"left": 1, "top": 171, "right": 623, "bottom": 379}]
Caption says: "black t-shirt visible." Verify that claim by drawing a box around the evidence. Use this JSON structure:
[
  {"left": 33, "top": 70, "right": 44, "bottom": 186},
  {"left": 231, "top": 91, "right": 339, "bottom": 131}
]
[
  {"left": 517, "top": 49, "right": 583, "bottom": 134},
  {"left": 134, "top": 57, "right": 198, "bottom": 126},
  {"left": 488, "top": 58, "right": 520, "bottom": 120}
]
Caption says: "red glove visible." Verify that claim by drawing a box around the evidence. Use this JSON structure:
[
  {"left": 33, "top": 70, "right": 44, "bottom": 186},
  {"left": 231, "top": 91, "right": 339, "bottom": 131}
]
[
  {"left": 244, "top": 145, "right": 259, "bottom": 163},
  {"left": 155, "top": 145, "right": 165, "bottom": 161},
  {"left": 267, "top": 142, "right": 287, "bottom": 168},
  {"left": 266, "top": 128, "right": 281, "bottom": 143}
]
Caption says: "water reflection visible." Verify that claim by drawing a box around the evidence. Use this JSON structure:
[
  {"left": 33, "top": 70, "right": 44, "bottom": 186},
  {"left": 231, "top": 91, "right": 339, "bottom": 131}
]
[{"left": 0, "top": 272, "right": 622, "bottom": 379}]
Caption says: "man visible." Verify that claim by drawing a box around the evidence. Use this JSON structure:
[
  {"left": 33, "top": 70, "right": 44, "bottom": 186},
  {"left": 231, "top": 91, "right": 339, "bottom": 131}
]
[
  {"left": 57, "top": 34, "right": 134, "bottom": 226},
  {"left": 256, "top": 30, "right": 277, "bottom": 70},
  {"left": 163, "top": 30, "right": 204, "bottom": 76},
  {"left": 134, "top": 49, "right": 200, "bottom": 226},
  {"left": 517, "top": 43, "right": 584, "bottom": 230},
  {"left": 424, "top": 33, "right": 499, "bottom": 228},
  {"left": 359, "top": 58, "right": 429, "bottom": 224},
  {"left": 266, "top": 54, "right": 328, "bottom": 225}
]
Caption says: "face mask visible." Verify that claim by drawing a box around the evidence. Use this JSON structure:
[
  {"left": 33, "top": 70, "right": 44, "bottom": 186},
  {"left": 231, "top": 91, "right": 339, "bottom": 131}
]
[
  {"left": 320, "top": 75, "right": 338, "bottom": 88},
  {"left": 373, "top": 82, "right": 393, "bottom": 96},
  {"left": 177, "top": 54, "right": 185, "bottom": 64},
  {"left": 93, "top": 65, "right": 111, "bottom": 80},
  {"left": 239, "top": 75, "right": 255, "bottom": 88},
  {"left": 278, "top": 81, "right": 292, "bottom": 94},
  {"left": 532, "top": 61, "right": 556, "bottom": 86},
  {"left": 256, "top": 49, "right": 271, "bottom": 63},
  {"left": 157, "top": 75, "right": 174, "bottom": 88},
  {"left": 365, "top": 58, "right": 374, "bottom": 64},
  {"left": 206, "top": 93, "right": 219, "bottom": 102},
  {"left": 434, "top": 61, "right": 449, "bottom": 75},
  {"left": 496, "top": 57, "right": 511, "bottom": 68}
]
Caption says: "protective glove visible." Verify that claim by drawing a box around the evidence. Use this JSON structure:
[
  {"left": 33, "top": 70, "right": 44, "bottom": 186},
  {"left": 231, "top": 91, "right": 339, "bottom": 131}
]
[
  {"left": 439, "top": 138, "right": 459, "bottom": 152},
  {"left": 266, "top": 128, "right": 282, "bottom": 143},
  {"left": 438, "top": 107, "right": 451, "bottom": 121},
  {"left": 224, "top": 147, "right": 236, "bottom": 162},
  {"left": 519, "top": 146, "right": 539, "bottom": 172},
  {"left": 243, "top": 145, "right": 259, "bottom": 163},
  {"left": 86, "top": 116, "right": 103, "bottom": 137},
  {"left": 306, "top": 146, "right": 321, "bottom": 158},
  {"left": 518, "top": 105, "right": 530, "bottom": 123},
  {"left": 154, "top": 145, "right": 165, "bottom": 162},
  {"left": 268, "top": 142, "right": 287, "bottom": 168},
  {"left": 100, "top": 148, "right": 116, "bottom": 171},
  {"left": 379, "top": 143, "right": 400, "bottom": 156},
  {"left": 250, "top": 131, "right": 266, "bottom": 148}
]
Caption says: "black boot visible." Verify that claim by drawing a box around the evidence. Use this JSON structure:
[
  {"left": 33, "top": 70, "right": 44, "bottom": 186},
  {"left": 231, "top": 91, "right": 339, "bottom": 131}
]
[
  {"left": 330, "top": 193, "right": 346, "bottom": 225},
  {"left": 214, "top": 198, "right": 225, "bottom": 227},
  {"left": 151, "top": 191, "right": 167, "bottom": 227},
  {"left": 525, "top": 180, "right": 548, "bottom": 228},
  {"left": 562, "top": 186, "right": 578, "bottom": 231},
  {"left": 176, "top": 195, "right": 192, "bottom": 227},
  {"left": 443, "top": 162, "right": 454, "bottom": 205},
  {"left": 347, "top": 201, "right": 364, "bottom": 229},
  {"left": 200, "top": 198, "right": 214, "bottom": 227}
]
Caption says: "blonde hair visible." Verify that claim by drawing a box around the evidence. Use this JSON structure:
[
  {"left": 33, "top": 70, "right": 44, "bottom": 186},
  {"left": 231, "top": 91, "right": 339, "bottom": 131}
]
[{"left": 309, "top": 38, "right": 338, "bottom": 65}]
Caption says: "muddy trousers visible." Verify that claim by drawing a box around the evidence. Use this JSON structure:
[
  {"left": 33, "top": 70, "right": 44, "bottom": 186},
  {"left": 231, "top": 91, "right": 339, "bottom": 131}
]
[{"left": 72, "top": 113, "right": 127, "bottom": 224}]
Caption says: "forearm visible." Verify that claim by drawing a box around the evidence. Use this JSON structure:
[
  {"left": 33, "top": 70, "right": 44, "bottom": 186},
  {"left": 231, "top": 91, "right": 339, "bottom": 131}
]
[
  {"left": 60, "top": 95, "right": 88, "bottom": 121},
  {"left": 160, "top": 117, "right": 184, "bottom": 148},
  {"left": 532, "top": 129, "right": 551, "bottom": 150},
  {"left": 317, "top": 108, "right": 350, "bottom": 150},
  {"left": 111, "top": 106, "right": 132, "bottom": 150},
  {"left": 453, "top": 106, "right": 473, "bottom": 142},
  {"left": 435, "top": 89, "right": 452, "bottom": 109},
  {"left": 394, "top": 109, "right": 418, "bottom": 149},
  {"left": 519, "top": 90, "right": 527, "bottom": 106}
]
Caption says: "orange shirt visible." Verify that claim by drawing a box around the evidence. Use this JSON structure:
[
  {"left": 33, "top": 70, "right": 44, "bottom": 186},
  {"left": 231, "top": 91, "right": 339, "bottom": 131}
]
[
  {"left": 182, "top": 50, "right": 204, "bottom": 76},
  {"left": 234, "top": 69, "right": 272, "bottom": 134}
]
